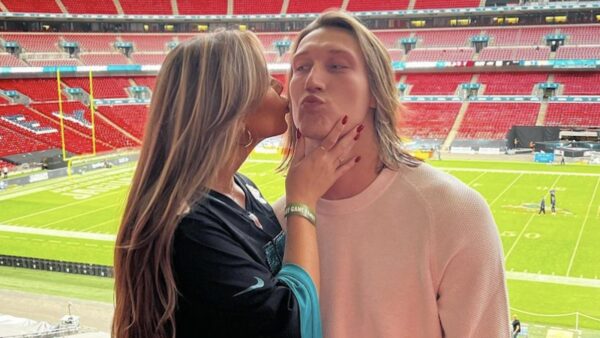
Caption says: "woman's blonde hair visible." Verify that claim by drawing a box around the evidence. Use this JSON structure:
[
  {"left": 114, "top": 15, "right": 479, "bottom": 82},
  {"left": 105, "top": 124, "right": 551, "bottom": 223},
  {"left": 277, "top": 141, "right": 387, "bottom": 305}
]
[
  {"left": 281, "top": 10, "right": 418, "bottom": 170},
  {"left": 113, "top": 30, "right": 270, "bottom": 338}
]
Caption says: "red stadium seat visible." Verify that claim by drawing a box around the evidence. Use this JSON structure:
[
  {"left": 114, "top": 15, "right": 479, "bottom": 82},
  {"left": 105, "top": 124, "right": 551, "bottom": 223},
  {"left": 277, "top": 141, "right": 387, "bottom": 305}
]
[
  {"left": 346, "top": 0, "right": 410, "bottom": 12},
  {"left": 546, "top": 103, "right": 600, "bottom": 128},
  {"left": 458, "top": 103, "right": 540, "bottom": 139},
  {"left": 478, "top": 73, "right": 548, "bottom": 95},
  {"left": 2, "top": 0, "right": 61, "bottom": 13},
  {"left": 399, "top": 102, "right": 462, "bottom": 139},
  {"left": 235, "top": 0, "right": 283, "bottom": 14},
  {"left": 60, "top": 0, "right": 118, "bottom": 14},
  {"left": 404, "top": 73, "right": 473, "bottom": 95}
]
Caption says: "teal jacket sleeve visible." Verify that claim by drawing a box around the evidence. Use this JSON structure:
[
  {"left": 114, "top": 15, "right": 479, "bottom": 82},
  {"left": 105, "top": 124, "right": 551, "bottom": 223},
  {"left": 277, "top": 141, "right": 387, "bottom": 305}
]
[{"left": 276, "top": 264, "right": 323, "bottom": 338}]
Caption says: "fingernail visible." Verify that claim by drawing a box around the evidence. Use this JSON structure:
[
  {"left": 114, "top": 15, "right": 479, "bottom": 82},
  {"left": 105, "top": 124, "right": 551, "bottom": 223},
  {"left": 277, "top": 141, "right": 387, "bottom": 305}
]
[
  {"left": 354, "top": 133, "right": 361, "bottom": 141},
  {"left": 355, "top": 156, "right": 361, "bottom": 163},
  {"left": 357, "top": 124, "right": 364, "bottom": 133},
  {"left": 296, "top": 129, "right": 302, "bottom": 139},
  {"left": 342, "top": 115, "right": 348, "bottom": 125}
]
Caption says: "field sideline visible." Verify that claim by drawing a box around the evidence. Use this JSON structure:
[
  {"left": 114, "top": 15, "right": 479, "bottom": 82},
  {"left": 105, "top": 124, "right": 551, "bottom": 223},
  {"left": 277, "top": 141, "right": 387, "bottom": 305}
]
[{"left": 1, "top": 153, "right": 600, "bottom": 333}]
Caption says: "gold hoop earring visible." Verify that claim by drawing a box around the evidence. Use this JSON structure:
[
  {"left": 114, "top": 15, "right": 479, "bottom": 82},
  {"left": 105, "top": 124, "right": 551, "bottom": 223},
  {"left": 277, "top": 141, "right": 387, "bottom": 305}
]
[{"left": 242, "top": 129, "right": 253, "bottom": 148}]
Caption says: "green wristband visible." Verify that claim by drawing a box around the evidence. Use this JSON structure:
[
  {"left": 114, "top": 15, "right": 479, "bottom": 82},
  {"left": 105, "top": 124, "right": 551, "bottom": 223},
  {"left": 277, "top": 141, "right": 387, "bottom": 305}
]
[{"left": 284, "top": 203, "right": 317, "bottom": 226}]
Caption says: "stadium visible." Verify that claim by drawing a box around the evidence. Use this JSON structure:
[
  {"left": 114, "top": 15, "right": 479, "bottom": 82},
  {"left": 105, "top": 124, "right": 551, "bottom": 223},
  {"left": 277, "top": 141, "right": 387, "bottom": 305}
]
[{"left": 0, "top": 0, "right": 600, "bottom": 337}]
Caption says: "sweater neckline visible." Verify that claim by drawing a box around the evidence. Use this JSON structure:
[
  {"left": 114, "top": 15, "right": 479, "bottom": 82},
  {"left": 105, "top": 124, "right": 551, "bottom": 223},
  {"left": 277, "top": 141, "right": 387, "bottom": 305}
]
[{"left": 317, "top": 167, "right": 398, "bottom": 215}]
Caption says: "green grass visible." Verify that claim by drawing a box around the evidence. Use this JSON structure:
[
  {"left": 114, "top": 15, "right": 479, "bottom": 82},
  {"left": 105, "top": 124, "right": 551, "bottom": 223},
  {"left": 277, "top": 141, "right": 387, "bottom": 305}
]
[
  {"left": 1, "top": 152, "right": 600, "bottom": 332},
  {"left": 0, "top": 266, "right": 113, "bottom": 303}
]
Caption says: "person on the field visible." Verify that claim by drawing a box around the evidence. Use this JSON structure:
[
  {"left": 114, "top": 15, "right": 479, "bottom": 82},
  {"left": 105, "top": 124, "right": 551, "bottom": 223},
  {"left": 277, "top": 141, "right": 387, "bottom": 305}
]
[
  {"left": 113, "top": 30, "right": 361, "bottom": 338},
  {"left": 539, "top": 197, "right": 546, "bottom": 215},
  {"left": 276, "top": 10, "right": 510, "bottom": 338},
  {"left": 512, "top": 315, "right": 521, "bottom": 338},
  {"left": 550, "top": 189, "right": 556, "bottom": 214}
]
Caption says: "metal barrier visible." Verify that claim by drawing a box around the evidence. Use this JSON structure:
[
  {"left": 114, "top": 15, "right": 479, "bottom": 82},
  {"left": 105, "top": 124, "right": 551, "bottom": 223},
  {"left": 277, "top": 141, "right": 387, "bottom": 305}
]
[{"left": 0, "top": 254, "right": 113, "bottom": 278}]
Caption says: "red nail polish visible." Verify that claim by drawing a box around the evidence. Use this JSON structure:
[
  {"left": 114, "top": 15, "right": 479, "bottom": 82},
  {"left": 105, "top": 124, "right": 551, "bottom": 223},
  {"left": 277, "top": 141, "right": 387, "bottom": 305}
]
[
  {"left": 342, "top": 115, "right": 348, "bottom": 125},
  {"left": 355, "top": 156, "right": 361, "bottom": 163},
  {"left": 357, "top": 124, "right": 364, "bottom": 133},
  {"left": 354, "top": 133, "right": 361, "bottom": 141},
  {"left": 296, "top": 129, "right": 302, "bottom": 139}
]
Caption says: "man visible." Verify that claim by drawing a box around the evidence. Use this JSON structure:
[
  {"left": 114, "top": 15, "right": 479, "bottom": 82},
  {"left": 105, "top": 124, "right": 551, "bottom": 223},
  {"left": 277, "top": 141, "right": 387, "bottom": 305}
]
[
  {"left": 539, "top": 197, "right": 546, "bottom": 215},
  {"left": 550, "top": 190, "right": 556, "bottom": 214},
  {"left": 2, "top": 166, "right": 7, "bottom": 179},
  {"left": 277, "top": 10, "right": 510, "bottom": 338},
  {"left": 512, "top": 315, "right": 521, "bottom": 338}
]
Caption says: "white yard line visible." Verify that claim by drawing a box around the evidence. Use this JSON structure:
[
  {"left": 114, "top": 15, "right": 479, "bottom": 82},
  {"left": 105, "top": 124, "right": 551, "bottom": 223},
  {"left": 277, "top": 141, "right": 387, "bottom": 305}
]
[
  {"left": 566, "top": 176, "right": 600, "bottom": 277},
  {"left": 0, "top": 166, "right": 134, "bottom": 201},
  {"left": 506, "top": 271, "right": 600, "bottom": 288},
  {"left": 505, "top": 175, "right": 561, "bottom": 261},
  {"left": 439, "top": 167, "right": 600, "bottom": 177},
  {"left": 40, "top": 202, "right": 122, "bottom": 229},
  {"left": 466, "top": 171, "right": 486, "bottom": 186},
  {"left": 79, "top": 218, "right": 117, "bottom": 233},
  {"left": 489, "top": 173, "right": 523, "bottom": 207},
  {"left": 504, "top": 214, "right": 536, "bottom": 261},
  {"left": 248, "top": 159, "right": 600, "bottom": 178},
  {"left": 0, "top": 224, "right": 115, "bottom": 241},
  {"left": 0, "top": 190, "right": 123, "bottom": 224},
  {"left": 245, "top": 159, "right": 279, "bottom": 164}
]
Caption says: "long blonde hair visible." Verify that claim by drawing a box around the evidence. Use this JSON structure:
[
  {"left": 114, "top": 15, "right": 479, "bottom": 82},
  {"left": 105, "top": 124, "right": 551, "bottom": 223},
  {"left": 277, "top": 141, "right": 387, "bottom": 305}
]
[
  {"left": 281, "top": 10, "right": 418, "bottom": 170},
  {"left": 113, "top": 30, "right": 270, "bottom": 338}
]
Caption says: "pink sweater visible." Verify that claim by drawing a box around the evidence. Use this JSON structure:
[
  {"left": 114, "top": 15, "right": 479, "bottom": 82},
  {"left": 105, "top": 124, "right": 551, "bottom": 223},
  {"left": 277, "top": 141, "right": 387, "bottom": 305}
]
[{"left": 277, "top": 163, "right": 510, "bottom": 338}]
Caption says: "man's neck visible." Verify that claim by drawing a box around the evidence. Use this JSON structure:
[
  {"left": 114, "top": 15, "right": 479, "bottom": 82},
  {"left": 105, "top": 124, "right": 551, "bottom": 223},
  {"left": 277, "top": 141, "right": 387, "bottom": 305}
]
[{"left": 305, "top": 129, "right": 382, "bottom": 201}]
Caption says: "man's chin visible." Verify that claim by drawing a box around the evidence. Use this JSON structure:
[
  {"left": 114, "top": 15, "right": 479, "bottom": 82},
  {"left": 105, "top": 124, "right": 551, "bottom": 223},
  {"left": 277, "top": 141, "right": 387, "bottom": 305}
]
[
  {"left": 298, "top": 125, "right": 330, "bottom": 141},
  {"left": 300, "top": 131, "right": 328, "bottom": 142}
]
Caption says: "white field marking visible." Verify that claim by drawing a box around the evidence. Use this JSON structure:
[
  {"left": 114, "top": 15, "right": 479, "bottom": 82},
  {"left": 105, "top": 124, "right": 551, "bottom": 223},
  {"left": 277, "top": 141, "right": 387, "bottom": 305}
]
[
  {"left": 245, "top": 159, "right": 280, "bottom": 164},
  {"left": 39, "top": 202, "right": 122, "bottom": 229},
  {"left": 489, "top": 173, "right": 524, "bottom": 207},
  {"left": 0, "top": 166, "right": 134, "bottom": 201},
  {"left": 79, "top": 217, "right": 118, "bottom": 233},
  {"left": 248, "top": 158, "right": 600, "bottom": 178},
  {"left": 439, "top": 167, "right": 600, "bottom": 177},
  {"left": 0, "top": 224, "right": 115, "bottom": 241},
  {"left": 566, "top": 176, "right": 600, "bottom": 277},
  {"left": 466, "top": 171, "right": 487, "bottom": 186},
  {"left": 252, "top": 175, "right": 285, "bottom": 197},
  {"left": 241, "top": 160, "right": 276, "bottom": 171},
  {"left": 504, "top": 175, "right": 561, "bottom": 261},
  {"left": 504, "top": 214, "right": 536, "bottom": 262},
  {"left": 0, "top": 189, "right": 123, "bottom": 224}
]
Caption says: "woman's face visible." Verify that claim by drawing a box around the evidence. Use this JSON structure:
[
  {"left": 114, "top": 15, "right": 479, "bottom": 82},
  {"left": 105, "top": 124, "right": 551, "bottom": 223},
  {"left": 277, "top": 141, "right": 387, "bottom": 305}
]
[
  {"left": 245, "top": 77, "right": 289, "bottom": 140},
  {"left": 289, "top": 27, "right": 374, "bottom": 140}
]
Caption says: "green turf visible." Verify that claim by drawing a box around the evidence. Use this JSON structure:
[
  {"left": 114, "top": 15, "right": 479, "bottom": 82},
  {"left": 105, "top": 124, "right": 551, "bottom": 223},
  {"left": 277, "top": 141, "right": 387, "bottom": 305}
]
[
  {"left": 0, "top": 266, "right": 113, "bottom": 303},
  {"left": 1, "top": 153, "right": 600, "bottom": 331}
]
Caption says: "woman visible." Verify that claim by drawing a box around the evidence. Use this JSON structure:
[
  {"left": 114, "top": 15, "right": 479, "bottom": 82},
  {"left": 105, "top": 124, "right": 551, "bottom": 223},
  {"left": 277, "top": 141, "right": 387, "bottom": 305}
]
[{"left": 112, "top": 30, "right": 361, "bottom": 338}]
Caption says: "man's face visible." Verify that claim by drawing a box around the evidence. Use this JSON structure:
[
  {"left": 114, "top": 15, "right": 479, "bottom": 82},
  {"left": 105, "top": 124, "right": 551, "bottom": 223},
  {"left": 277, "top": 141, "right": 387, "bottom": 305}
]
[{"left": 289, "top": 27, "right": 373, "bottom": 140}]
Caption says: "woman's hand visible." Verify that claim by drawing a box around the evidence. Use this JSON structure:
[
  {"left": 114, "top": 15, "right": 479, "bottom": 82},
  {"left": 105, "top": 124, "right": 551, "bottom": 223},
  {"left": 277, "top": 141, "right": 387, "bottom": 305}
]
[{"left": 286, "top": 116, "right": 362, "bottom": 208}]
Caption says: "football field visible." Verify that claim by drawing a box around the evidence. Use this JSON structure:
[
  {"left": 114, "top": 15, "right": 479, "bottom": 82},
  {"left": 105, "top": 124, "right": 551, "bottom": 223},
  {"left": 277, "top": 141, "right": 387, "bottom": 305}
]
[{"left": 1, "top": 152, "right": 600, "bottom": 335}]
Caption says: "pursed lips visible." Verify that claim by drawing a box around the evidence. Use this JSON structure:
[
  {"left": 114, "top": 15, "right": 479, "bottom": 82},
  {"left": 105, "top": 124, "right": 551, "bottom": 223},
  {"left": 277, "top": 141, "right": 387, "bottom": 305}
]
[{"left": 300, "top": 95, "right": 325, "bottom": 109}]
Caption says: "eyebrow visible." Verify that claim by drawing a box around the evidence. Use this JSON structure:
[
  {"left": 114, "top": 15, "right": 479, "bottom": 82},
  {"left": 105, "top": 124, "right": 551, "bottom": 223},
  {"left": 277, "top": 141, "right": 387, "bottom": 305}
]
[{"left": 292, "top": 47, "right": 356, "bottom": 63}]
